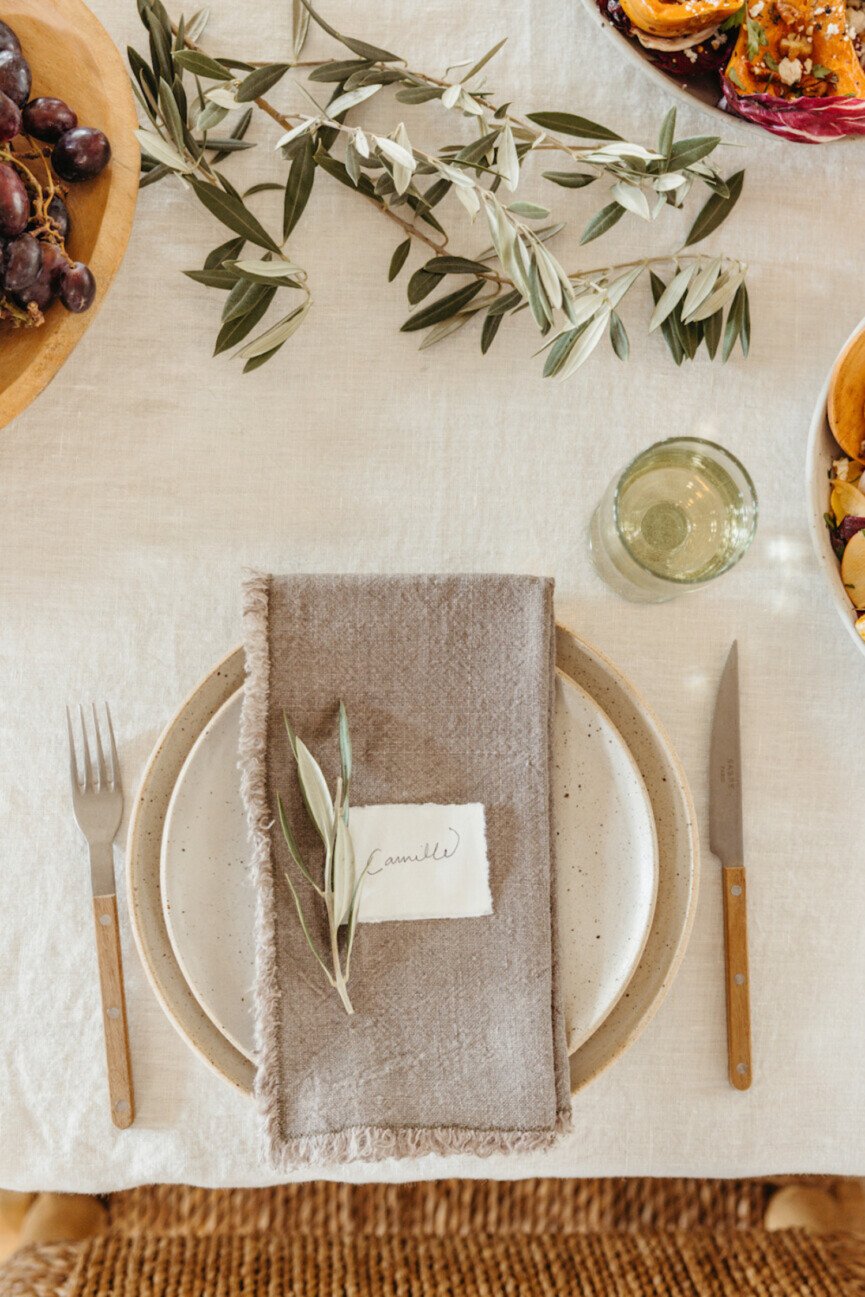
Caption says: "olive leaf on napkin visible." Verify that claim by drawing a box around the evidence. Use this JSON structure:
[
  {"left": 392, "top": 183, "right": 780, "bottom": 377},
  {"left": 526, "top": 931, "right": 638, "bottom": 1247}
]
[
  {"left": 276, "top": 703, "right": 373, "bottom": 1015},
  {"left": 129, "top": 0, "right": 750, "bottom": 378}
]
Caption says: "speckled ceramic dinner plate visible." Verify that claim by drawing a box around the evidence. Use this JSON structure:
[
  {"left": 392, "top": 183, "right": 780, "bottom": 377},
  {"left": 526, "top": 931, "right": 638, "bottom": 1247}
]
[
  {"left": 159, "top": 670, "right": 658, "bottom": 1064},
  {"left": 127, "top": 628, "right": 698, "bottom": 1096}
]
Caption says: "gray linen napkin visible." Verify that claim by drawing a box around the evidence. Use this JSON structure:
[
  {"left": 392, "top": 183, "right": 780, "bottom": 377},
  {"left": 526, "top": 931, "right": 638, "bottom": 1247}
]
[{"left": 240, "top": 573, "right": 571, "bottom": 1167}]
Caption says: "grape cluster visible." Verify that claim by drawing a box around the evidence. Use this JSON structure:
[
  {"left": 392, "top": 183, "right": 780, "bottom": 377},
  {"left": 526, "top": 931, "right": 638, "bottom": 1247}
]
[{"left": 0, "top": 19, "right": 110, "bottom": 326}]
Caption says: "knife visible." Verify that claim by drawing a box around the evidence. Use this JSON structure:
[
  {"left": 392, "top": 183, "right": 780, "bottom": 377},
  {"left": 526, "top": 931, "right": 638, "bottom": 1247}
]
[{"left": 709, "top": 640, "right": 752, "bottom": 1091}]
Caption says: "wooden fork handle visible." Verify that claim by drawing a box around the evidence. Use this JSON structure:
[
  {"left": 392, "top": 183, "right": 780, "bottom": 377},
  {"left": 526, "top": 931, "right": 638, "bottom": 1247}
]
[
  {"left": 92, "top": 895, "right": 135, "bottom": 1128},
  {"left": 722, "top": 865, "right": 752, "bottom": 1091}
]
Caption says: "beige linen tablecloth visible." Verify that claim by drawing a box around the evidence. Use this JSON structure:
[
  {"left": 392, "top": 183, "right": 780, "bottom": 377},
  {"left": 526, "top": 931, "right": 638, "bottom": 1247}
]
[{"left": 1, "top": 0, "right": 864, "bottom": 1191}]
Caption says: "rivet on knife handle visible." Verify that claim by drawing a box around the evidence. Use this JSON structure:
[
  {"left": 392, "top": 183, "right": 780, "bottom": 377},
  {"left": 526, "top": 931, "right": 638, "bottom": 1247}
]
[{"left": 722, "top": 864, "right": 751, "bottom": 1090}]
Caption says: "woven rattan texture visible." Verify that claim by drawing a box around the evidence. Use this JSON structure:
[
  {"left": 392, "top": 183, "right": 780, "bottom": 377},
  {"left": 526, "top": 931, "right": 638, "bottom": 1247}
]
[
  {"left": 43, "top": 1230, "right": 865, "bottom": 1297},
  {"left": 104, "top": 1177, "right": 775, "bottom": 1237},
  {"left": 3, "top": 1181, "right": 863, "bottom": 1297}
]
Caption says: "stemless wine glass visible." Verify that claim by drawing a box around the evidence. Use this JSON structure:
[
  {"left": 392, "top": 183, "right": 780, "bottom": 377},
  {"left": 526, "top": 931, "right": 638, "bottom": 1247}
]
[{"left": 588, "top": 437, "right": 758, "bottom": 604}]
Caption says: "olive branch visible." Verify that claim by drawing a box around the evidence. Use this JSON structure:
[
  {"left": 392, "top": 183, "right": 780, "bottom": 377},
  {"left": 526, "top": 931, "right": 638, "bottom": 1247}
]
[
  {"left": 129, "top": 0, "right": 751, "bottom": 377},
  {"left": 277, "top": 703, "right": 374, "bottom": 1015}
]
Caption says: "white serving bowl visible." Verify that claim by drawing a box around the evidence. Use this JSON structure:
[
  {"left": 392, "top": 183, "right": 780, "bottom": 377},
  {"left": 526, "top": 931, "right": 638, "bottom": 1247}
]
[
  {"left": 806, "top": 318, "right": 865, "bottom": 659},
  {"left": 576, "top": 0, "right": 756, "bottom": 136}
]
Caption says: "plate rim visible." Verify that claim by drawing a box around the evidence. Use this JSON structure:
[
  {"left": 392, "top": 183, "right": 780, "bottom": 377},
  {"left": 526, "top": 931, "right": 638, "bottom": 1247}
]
[
  {"left": 805, "top": 315, "right": 865, "bottom": 659},
  {"left": 160, "top": 687, "right": 256, "bottom": 1061},
  {"left": 127, "top": 627, "right": 698, "bottom": 1099},
  {"left": 158, "top": 667, "right": 660, "bottom": 1065}
]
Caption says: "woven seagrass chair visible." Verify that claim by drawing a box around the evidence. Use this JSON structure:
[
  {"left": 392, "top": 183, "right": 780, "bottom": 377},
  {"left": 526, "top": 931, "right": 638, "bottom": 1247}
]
[{"left": 1, "top": 1179, "right": 863, "bottom": 1296}]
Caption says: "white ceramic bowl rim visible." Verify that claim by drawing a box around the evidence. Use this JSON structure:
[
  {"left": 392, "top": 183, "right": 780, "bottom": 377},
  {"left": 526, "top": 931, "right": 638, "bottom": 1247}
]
[
  {"left": 576, "top": 0, "right": 759, "bottom": 136},
  {"left": 805, "top": 315, "right": 865, "bottom": 659}
]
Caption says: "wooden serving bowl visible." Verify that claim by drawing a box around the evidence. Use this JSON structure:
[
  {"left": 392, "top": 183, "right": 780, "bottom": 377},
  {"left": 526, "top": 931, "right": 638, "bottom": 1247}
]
[{"left": 0, "top": 0, "right": 138, "bottom": 430}]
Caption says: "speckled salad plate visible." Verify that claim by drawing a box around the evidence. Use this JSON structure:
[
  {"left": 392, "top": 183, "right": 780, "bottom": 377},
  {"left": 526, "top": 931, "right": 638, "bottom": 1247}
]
[{"left": 127, "top": 627, "right": 699, "bottom": 1098}]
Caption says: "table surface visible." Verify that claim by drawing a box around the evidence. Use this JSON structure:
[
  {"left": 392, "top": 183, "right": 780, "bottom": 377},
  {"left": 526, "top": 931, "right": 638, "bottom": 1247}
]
[{"left": 2, "top": 0, "right": 864, "bottom": 1193}]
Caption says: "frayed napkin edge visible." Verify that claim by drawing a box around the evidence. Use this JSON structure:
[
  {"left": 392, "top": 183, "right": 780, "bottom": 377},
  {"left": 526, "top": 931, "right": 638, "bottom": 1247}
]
[{"left": 238, "top": 569, "right": 287, "bottom": 1161}]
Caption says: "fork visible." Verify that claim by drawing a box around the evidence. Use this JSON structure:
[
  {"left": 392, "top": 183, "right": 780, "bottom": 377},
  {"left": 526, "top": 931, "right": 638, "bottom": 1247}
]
[{"left": 67, "top": 703, "right": 135, "bottom": 1129}]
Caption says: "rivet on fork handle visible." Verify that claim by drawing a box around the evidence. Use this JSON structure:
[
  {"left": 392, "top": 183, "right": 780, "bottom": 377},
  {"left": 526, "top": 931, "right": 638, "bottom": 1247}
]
[{"left": 93, "top": 894, "right": 135, "bottom": 1128}]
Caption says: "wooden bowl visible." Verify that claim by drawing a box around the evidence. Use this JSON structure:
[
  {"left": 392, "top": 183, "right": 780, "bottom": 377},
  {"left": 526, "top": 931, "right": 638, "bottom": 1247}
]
[{"left": 0, "top": 0, "right": 138, "bottom": 430}]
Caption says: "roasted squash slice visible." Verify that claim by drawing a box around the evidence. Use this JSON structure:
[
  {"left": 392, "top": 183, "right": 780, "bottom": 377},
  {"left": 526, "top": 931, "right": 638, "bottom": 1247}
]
[
  {"left": 725, "top": 0, "right": 865, "bottom": 98},
  {"left": 619, "top": 0, "right": 741, "bottom": 38}
]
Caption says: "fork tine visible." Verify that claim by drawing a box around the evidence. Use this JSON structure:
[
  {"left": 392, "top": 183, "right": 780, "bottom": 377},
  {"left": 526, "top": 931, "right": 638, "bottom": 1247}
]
[
  {"left": 105, "top": 702, "right": 121, "bottom": 793},
  {"left": 91, "top": 703, "right": 108, "bottom": 790},
  {"left": 78, "top": 703, "right": 93, "bottom": 790},
  {"left": 66, "top": 705, "right": 80, "bottom": 789}
]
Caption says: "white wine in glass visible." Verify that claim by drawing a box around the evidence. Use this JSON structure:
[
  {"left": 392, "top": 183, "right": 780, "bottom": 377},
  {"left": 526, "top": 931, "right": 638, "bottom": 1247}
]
[{"left": 589, "top": 438, "right": 758, "bottom": 603}]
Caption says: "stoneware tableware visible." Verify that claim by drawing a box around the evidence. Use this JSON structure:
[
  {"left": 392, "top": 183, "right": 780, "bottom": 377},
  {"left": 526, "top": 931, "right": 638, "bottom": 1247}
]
[
  {"left": 806, "top": 315, "right": 865, "bottom": 659},
  {"left": 0, "top": 0, "right": 139, "bottom": 431},
  {"left": 127, "top": 629, "right": 699, "bottom": 1096},
  {"left": 159, "top": 670, "right": 659, "bottom": 1063}
]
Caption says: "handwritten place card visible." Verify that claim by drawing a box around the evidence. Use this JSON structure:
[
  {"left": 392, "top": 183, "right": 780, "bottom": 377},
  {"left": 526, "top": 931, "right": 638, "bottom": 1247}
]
[{"left": 349, "top": 803, "right": 492, "bottom": 924}]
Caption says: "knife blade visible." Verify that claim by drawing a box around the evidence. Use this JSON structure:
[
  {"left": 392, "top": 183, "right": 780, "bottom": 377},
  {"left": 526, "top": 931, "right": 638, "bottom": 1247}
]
[{"left": 709, "top": 641, "right": 752, "bottom": 1091}]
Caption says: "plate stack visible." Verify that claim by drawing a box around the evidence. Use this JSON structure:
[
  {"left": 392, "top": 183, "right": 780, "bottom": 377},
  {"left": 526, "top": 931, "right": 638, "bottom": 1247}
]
[{"left": 128, "top": 628, "right": 699, "bottom": 1097}]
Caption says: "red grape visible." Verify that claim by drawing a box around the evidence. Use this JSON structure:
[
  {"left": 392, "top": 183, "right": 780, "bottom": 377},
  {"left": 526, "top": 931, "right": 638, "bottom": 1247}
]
[
  {"left": 3, "top": 233, "right": 41, "bottom": 290},
  {"left": 59, "top": 261, "right": 95, "bottom": 313},
  {"left": 23, "top": 96, "right": 77, "bottom": 142},
  {"left": 46, "top": 194, "right": 70, "bottom": 241},
  {"left": 15, "top": 242, "right": 66, "bottom": 311},
  {"left": 40, "top": 242, "right": 67, "bottom": 289},
  {"left": 52, "top": 127, "right": 111, "bottom": 182},
  {"left": 0, "top": 22, "right": 20, "bottom": 56},
  {"left": 0, "top": 162, "right": 29, "bottom": 237},
  {"left": 0, "top": 50, "right": 31, "bottom": 106},
  {"left": 0, "top": 88, "right": 20, "bottom": 141}
]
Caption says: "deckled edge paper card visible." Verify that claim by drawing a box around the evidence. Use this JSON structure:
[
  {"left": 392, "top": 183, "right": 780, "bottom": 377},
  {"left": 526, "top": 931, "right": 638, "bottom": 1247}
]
[
  {"left": 352, "top": 802, "right": 493, "bottom": 924},
  {"left": 239, "top": 572, "right": 572, "bottom": 1168}
]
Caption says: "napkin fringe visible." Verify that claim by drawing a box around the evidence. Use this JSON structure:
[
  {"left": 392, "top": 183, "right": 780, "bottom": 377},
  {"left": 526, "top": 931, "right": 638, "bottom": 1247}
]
[
  {"left": 264, "top": 1111, "right": 572, "bottom": 1170},
  {"left": 239, "top": 570, "right": 286, "bottom": 1159}
]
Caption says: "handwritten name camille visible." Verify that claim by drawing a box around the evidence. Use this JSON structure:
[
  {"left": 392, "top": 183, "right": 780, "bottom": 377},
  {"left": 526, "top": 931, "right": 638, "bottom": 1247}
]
[{"left": 366, "top": 827, "right": 461, "bottom": 876}]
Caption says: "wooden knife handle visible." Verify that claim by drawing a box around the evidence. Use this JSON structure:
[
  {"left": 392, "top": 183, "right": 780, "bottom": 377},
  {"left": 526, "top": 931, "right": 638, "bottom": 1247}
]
[
  {"left": 92, "top": 895, "right": 135, "bottom": 1128},
  {"left": 722, "top": 865, "right": 752, "bottom": 1091}
]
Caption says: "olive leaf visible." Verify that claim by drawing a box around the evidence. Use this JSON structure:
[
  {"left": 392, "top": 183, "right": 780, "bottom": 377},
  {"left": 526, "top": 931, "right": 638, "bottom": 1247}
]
[
  {"left": 293, "top": 733, "right": 335, "bottom": 847},
  {"left": 278, "top": 707, "right": 365, "bottom": 1013},
  {"left": 542, "top": 170, "right": 595, "bottom": 188},
  {"left": 213, "top": 287, "right": 275, "bottom": 353},
  {"left": 283, "top": 135, "right": 316, "bottom": 239},
  {"left": 292, "top": 0, "right": 311, "bottom": 58},
  {"left": 609, "top": 311, "right": 629, "bottom": 360},
  {"left": 388, "top": 238, "right": 411, "bottom": 281},
  {"left": 235, "top": 62, "right": 291, "bottom": 102},
  {"left": 407, "top": 267, "right": 443, "bottom": 304},
  {"left": 189, "top": 177, "right": 282, "bottom": 252},
  {"left": 184, "top": 266, "right": 238, "bottom": 288},
  {"left": 400, "top": 281, "right": 484, "bottom": 331},
  {"left": 135, "top": 128, "right": 191, "bottom": 171},
  {"left": 527, "top": 111, "right": 622, "bottom": 141},
  {"left": 481, "top": 310, "right": 504, "bottom": 353},
  {"left": 240, "top": 300, "right": 311, "bottom": 358},
  {"left": 667, "top": 136, "right": 720, "bottom": 169},
  {"left": 684, "top": 170, "right": 744, "bottom": 246},
  {"left": 423, "top": 255, "right": 491, "bottom": 275},
  {"left": 173, "top": 49, "right": 232, "bottom": 79},
  {"left": 580, "top": 201, "right": 625, "bottom": 245}
]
